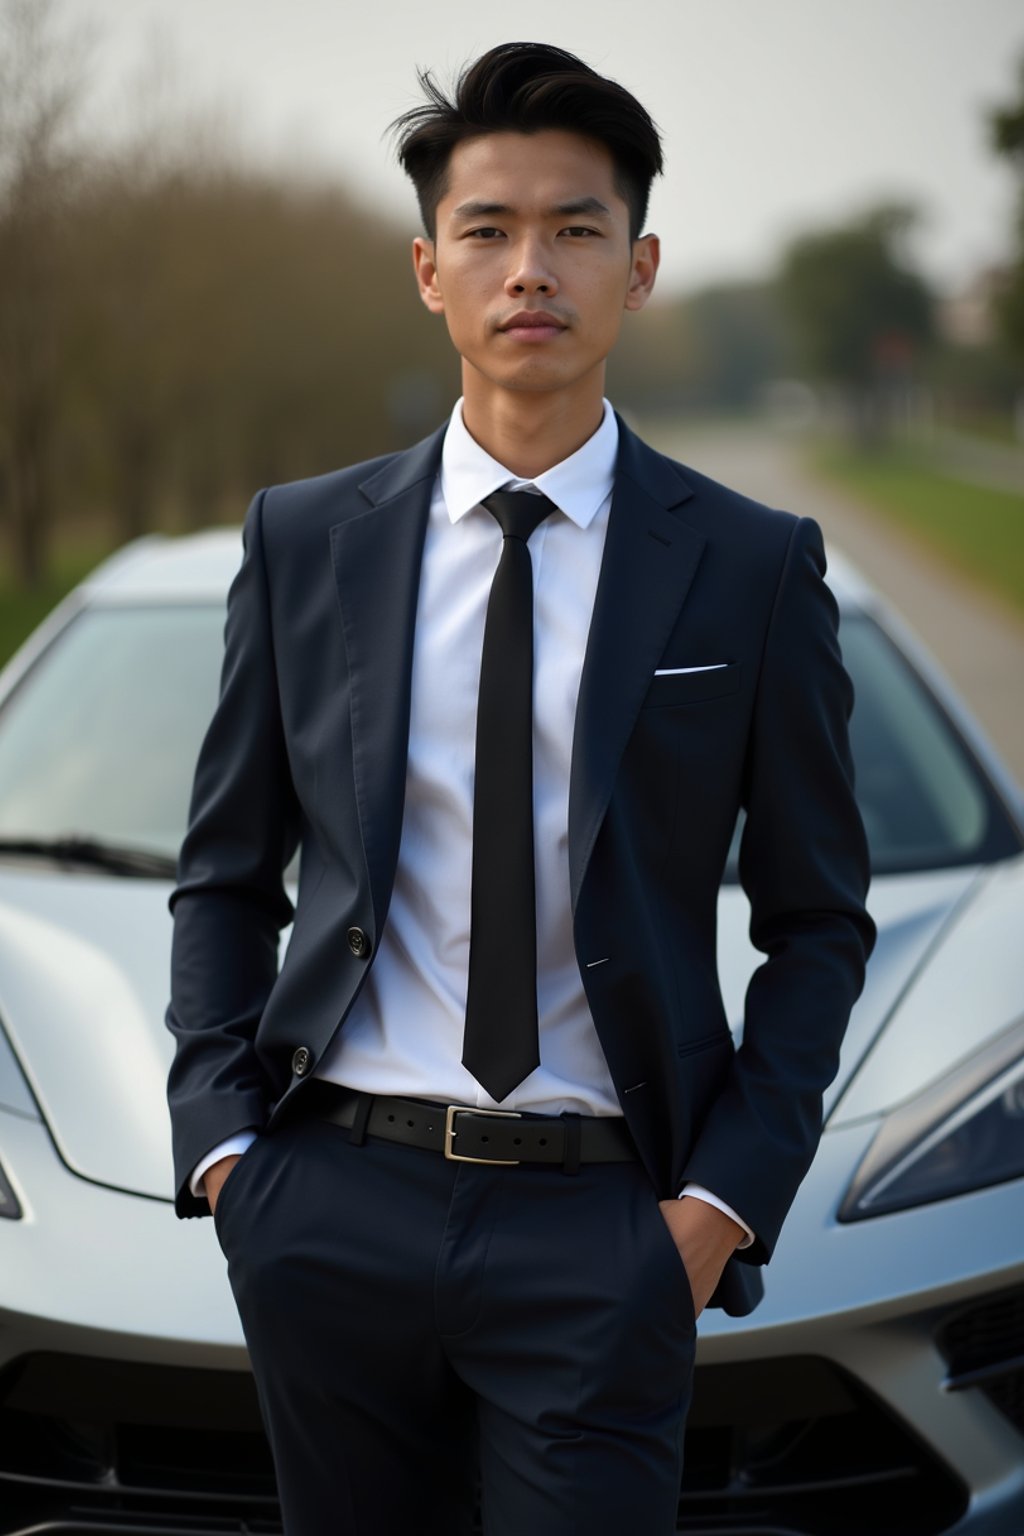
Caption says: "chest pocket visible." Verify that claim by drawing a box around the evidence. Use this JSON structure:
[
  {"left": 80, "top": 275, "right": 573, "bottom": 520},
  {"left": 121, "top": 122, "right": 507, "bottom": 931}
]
[{"left": 641, "top": 662, "right": 742, "bottom": 709}]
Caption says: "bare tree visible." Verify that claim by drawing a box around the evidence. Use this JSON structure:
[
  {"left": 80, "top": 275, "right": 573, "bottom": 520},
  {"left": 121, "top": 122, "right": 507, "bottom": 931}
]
[
  {"left": 0, "top": 0, "right": 88, "bottom": 584},
  {"left": 0, "top": 6, "right": 457, "bottom": 586}
]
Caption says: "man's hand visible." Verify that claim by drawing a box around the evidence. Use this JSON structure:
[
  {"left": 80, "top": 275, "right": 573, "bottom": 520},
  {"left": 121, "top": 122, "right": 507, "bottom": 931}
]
[
  {"left": 204, "top": 1153, "right": 243, "bottom": 1217},
  {"left": 657, "top": 1195, "right": 746, "bottom": 1318}
]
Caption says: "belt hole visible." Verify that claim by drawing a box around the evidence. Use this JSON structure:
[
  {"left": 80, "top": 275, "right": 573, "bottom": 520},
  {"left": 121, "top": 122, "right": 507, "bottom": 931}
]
[
  {"left": 513, "top": 1137, "right": 522, "bottom": 1145},
  {"left": 481, "top": 1135, "right": 489, "bottom": 1144},
  {"left": 539, "top": 1138, "right": 547, "bottom": 1146},
  {"left": 386, "top": 1114, "right": 395, "bottom": 1122},
  {"left": 407, "top": 1118, "right": 414, "bottom": 1127}
]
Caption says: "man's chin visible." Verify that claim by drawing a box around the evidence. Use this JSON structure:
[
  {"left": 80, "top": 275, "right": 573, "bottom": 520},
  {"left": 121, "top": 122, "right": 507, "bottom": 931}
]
[{"left": 461, "top": 355, "right": 599, "bottom": 398}]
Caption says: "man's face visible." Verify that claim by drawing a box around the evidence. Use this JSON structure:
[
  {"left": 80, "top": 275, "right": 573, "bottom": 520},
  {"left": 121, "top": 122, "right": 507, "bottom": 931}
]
[{"left": 413, "top": 129, "right": 659, "bottom": 399}]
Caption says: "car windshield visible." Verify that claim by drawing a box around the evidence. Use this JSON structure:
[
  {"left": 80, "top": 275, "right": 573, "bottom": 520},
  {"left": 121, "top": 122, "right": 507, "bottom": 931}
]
[
  {"left": 0, "top": 605, "right": 226, "bottom": 861},
  {"left": 830, "top": 616, "right": 1000, "bottom": 873},
  {"left": 722, "top": 612, "right": 1018, "bottom": 880},
  {"left": 0, "top": 601, "right": 1016, "bottom": 876}
]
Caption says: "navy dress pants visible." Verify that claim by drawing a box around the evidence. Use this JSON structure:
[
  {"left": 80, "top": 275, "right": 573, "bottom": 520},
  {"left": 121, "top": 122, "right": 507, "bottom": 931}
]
[{"left": 213, "top": 1108, "right": 696, "bottom": 1536}]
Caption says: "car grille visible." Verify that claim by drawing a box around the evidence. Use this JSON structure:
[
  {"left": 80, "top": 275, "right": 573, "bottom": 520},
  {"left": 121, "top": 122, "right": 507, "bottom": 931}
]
[
  {"left": 938, "top": 1284, "right": 1024, "bottom": 1438},
  {"left": 0, "top": 1351, "right": 966, "bottom": 1536},
  {"left": 677, "top": 1355, "right": 966, "bottom": 1534},
  {"left": 0, "top": 1353, "right": 280, "bottom": 1536}
]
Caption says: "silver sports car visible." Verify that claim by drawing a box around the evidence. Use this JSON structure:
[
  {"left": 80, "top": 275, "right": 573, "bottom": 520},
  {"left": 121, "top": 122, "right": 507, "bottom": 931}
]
[{"left": 0, "top": 527, "right": 1022, "bottom": 1535}]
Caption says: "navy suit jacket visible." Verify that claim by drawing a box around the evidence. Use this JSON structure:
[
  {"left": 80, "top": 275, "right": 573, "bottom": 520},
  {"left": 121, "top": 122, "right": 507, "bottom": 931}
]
[{"left": 166, "top": 415, "right": 875, "bottom": 1317}]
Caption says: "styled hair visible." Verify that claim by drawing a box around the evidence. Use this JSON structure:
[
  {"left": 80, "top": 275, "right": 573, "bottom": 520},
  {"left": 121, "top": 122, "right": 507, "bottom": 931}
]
[{"left": 391, "top": 42, "right": 663, "bottom": 241}]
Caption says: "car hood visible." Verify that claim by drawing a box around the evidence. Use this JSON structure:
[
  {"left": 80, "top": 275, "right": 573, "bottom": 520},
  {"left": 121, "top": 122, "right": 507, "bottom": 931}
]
[{"left": 0, "top": 861, "right": 985, "bottom": 1201}]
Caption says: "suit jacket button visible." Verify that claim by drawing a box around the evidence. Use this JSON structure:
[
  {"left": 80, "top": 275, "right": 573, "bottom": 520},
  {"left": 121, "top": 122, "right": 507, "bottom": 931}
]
[
  {"left": 291, "top": 1046, "right": 312, "bottom": 1076},
  {"left": 347, "top": 926, "right": 371, "bottom": 958}
]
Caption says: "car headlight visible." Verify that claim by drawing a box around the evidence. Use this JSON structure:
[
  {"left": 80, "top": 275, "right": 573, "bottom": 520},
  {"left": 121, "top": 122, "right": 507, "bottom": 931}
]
[{"left": 840, "top": 1015, "right": 1024, "bottom": 1220}]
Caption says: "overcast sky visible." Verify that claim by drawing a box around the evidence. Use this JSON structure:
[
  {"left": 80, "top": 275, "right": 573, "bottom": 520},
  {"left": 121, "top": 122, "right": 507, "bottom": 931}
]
[{"left": 83, "top": 0, "right": 1023, "bottom": 297}]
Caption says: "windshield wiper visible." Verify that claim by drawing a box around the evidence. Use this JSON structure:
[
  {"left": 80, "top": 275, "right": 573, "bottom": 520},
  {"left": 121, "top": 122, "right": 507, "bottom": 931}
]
[{"left": 0, "top": 835, "right": 178, "bottom": 879}]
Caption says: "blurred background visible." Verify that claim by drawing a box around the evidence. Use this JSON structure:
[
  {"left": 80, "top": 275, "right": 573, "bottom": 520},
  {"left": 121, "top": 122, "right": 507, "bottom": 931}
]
[{"left": 1, "top": 0, "right": 1022, "bottom": 771}]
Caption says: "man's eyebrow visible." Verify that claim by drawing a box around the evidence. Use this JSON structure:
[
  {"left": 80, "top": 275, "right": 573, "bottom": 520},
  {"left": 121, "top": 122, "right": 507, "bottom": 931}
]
[
  {"left": 450, "top": 197, "right": 612, "bottom": 220},
  {"left": 551, "top": 198, "right": 612, "bottom": 217},
  {"left": 451, "top": 201, "right": 513, "bottom": 219}
]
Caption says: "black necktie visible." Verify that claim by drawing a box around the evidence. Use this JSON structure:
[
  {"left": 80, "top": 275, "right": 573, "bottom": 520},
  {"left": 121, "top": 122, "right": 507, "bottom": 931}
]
[{"left": 462, "top": 488, "right": 557, "bottom": 1102}]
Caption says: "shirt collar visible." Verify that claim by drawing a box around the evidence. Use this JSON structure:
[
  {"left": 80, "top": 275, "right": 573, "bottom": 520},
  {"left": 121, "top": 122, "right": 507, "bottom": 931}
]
[{"left": 440, "top": 397, "right": 619, "bottom": 530}]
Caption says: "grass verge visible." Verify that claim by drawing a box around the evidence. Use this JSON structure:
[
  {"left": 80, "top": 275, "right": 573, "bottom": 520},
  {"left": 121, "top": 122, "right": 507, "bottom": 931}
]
[{"left": 808, "top": 439, "right": 1024, "bottom": 619}]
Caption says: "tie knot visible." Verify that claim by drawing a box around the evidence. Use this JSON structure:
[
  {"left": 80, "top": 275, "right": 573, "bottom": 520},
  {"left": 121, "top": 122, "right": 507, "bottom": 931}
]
[{"left": 482, "top": 489, "right": 557, "bottom": 543}]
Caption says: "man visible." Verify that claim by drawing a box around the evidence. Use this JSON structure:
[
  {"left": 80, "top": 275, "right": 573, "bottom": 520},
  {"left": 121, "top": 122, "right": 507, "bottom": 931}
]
[{"left": 166, "top": 40, "right": 875, "bottom": 1536}]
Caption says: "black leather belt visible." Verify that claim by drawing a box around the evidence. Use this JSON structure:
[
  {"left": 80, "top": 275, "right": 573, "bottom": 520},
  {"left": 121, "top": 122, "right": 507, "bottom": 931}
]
[{"left": 293, "top": 1080, "right": 638, "bottom": 1170}]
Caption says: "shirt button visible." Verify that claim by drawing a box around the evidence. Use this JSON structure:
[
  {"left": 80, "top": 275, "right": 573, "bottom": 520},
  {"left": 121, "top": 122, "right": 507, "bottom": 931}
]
[
  {"left": 291, "top": 1046, "right": 313, "bottom": 1076},
  {"left": 347, "top": 926, "right": 371, "bottom": 959}
]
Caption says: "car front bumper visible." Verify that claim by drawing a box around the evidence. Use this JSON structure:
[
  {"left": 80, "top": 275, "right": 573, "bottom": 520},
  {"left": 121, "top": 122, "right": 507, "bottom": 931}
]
[{"left": 2, "top": 1114, "right": 1022, "bottom": 1534}]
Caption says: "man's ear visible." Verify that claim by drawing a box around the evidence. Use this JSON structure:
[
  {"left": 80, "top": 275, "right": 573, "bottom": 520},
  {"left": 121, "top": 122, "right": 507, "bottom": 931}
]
[
  {"left": 412, "top": 236, "right": 445, "bottom": 316},
  {"left": 624, "top": 232, "right": 660, "bottom": 313}
]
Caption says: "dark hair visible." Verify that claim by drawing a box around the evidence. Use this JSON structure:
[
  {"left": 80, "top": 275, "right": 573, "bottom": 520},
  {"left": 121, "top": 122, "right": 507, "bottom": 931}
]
[{"left": 391, "top": 42, "right": 663, "bottom": 241}]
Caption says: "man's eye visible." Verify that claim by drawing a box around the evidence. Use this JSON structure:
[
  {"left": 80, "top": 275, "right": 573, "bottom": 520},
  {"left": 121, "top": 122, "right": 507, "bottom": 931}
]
[
  {"left": 467, "top": 227, "right": 504, "bottom": 239},
  {"left": 561, "top": 226, "right": 599, "bottom": 237}
]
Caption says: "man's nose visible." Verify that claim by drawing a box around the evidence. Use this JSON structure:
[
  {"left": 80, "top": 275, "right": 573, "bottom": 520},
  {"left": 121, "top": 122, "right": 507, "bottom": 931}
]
[{"left": 504, "top": 239, "right": 558, "bottom": 297}]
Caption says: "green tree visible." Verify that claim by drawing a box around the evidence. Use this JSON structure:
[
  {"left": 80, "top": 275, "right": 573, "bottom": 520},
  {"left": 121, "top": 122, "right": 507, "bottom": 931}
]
[
  {"left": 609, "top": 282, "right": 792, "bottom": 417},
  {"left": 777, "top": 202, "right": 934, "bottom": 445},
  {"left": 989, "top": 54, "right": 1024, "bottom": 363}
]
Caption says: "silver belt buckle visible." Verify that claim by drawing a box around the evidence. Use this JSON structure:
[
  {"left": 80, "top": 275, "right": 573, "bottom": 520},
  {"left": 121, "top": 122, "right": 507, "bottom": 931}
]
[{"left": 444, "top": 1105, "right": 523, "bottom": 1165}]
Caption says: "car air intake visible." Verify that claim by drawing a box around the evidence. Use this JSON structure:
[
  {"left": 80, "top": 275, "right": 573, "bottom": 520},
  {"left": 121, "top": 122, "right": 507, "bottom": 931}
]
[{"left": 939, "top": 1285, "right": 1024, "bottom": 1437}]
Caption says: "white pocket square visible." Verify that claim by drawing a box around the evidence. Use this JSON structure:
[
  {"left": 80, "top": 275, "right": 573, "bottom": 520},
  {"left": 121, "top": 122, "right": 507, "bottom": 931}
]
[{"left": 654, "top": 663, "right": 729, "bottom": 676}]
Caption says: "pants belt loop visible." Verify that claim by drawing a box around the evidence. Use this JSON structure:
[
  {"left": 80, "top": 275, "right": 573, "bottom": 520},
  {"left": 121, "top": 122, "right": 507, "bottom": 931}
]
[
  {"left": 560, "top": 1112, "right": 582, "bottom": 1176},
  {"left": 348, "top": 1090, "right": 374, "bottom": 1147}
]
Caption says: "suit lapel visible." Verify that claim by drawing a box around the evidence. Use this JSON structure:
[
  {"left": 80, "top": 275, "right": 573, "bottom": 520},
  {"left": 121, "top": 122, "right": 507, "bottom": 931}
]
[
  {"left": 330, "top": 425, "right": 444, "bottom": 935},
  {"left": 568, "top": 419, "right": 705, "bottom": 911}
]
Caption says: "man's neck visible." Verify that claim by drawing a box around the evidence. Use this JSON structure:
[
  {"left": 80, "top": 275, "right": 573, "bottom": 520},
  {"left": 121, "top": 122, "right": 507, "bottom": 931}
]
[{"left": 459, "top": 376, "right": 607, "bottom": 479}]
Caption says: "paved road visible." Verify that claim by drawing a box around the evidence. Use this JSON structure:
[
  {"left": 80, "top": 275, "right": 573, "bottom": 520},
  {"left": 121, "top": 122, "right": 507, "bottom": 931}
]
[{"left": 641, "top": 419, "right": 1024, "bottom": 785}]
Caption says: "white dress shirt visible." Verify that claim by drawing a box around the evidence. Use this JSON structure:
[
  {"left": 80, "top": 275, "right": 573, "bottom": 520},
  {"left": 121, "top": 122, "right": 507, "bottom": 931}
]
[{"left": 190, "top": 400, "right": 753, "bottom": 1248}]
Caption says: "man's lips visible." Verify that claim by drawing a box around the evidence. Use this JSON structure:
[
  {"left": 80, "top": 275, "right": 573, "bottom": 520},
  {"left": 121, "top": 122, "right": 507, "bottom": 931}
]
[{"left": 498, "top": 311, "right": 568, "bottom": 338}]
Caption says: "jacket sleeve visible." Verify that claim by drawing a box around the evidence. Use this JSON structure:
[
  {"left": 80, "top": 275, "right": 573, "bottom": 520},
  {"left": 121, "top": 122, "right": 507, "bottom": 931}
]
[
  {"left": 165, "top": 489, "right": 301, "bottom": 1217},
  {"left": 682, "top": 515, "right": 876, "bottom": 1263}
]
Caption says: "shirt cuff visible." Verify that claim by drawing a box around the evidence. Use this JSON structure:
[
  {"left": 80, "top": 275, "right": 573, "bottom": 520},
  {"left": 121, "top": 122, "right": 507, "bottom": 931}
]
[
  {"left": 678, "top": 1182, "right": 755, "bottom": 1249},
  {"left": 189, "top": 1129, "right": 260, "bottom": 1201}
]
